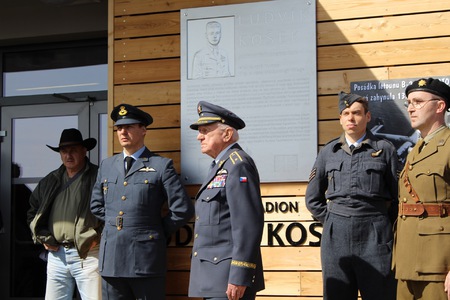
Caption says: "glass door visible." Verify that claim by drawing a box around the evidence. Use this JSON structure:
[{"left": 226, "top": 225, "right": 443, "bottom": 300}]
[{"left": 0, "top": 100, "right": 106, "bottom": 299}]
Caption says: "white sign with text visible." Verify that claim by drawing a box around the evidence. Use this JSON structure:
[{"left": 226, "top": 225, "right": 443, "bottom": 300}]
[{"left": 180, "top": 0, "right": 317, "bottom": 184}]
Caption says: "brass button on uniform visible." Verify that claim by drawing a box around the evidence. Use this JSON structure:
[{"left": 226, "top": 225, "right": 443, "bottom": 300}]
[
  {"left": 149, "top": 235, "right": 153, "bottom": 240},
  {"left": 403, "top": 198, "right": 407, "bottom": 203},
  {"left": 196, "top": 216, "right": 199, "bottom": 221},
  {"left": 213, "top": 257, "right": 217, "bottom": 261},
  {"left": 408, "top": 165, "right": 413, "bottom": 170},
  {"left": 144, "top": 179, "right": 149, "bottom": 184},
  {"left": 194, "top": 252, "right": 198, "bottom": 257},
  {"left": 124, "top": 181, "right": 128, "bottom": 186},
  {"left": 439, "top": 226, "right": 444, "bottom": 231},
  {"left": 195, "top": 233, "right": 198, "bottom": 238},
  {"left": 121, "top": 196, "right": 126, "bottom": 201},
  {"left": 119, "top": 211, "right": 124, "bottom": 216}
]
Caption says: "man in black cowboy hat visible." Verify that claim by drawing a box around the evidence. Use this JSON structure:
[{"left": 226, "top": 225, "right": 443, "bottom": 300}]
[
  {"left": 90, "top": 104, "right": 193, "bottom": 299},
  {"left": 27, "top": 128, "right": 102, "bottom": 300}
]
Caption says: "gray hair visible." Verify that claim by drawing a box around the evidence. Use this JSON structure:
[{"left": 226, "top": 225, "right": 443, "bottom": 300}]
[{"left": 217, "top": 123, "right": 239, "bottom": 142}]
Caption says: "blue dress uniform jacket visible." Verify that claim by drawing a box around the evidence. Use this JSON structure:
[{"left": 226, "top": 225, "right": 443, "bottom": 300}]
[
  {"left": 305, "top": 131, "right": 398, "bottom": 300},
  {"left": 188, "top": 144, "right": 265, "bottom": 297},
  {"left": 90, "top": 148, "right": 193, "bottom": 277},
  {"left": 306, "top": 131, "right": 399, "bottom": 223}
]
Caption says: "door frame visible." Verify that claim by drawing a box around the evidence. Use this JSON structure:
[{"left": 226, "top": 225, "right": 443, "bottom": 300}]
[{"left": 0, "top": 98, "right": 106, "bottom": 299}]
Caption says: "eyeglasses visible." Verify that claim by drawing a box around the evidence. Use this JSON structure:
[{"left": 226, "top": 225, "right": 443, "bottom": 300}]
[{"left": 404, "top": 98, "right": 440, "bottom": 109}]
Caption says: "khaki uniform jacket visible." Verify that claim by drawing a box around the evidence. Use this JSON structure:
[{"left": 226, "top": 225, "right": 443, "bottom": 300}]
[{"left": 394, "top": 127, "right": 450, "bottom": 281}]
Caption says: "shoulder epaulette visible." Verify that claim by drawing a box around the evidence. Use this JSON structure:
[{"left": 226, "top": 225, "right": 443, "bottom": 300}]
[
  {"left": 324, "top": 136, "right": 340, "bottom": 147},
  {"left": 229, "top": 151, "right": 243, "bottom": 165}
]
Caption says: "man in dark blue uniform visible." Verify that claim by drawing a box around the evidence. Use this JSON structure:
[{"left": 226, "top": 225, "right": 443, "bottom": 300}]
[
  {"left": 90, "top": 104, "right": 194, "bottom": 300},
  {"left": 188, "top": 101, "right": 265, "bottom": 300},
  {"left": 305, "top": 92, "right": 399, "bottom": 300}
]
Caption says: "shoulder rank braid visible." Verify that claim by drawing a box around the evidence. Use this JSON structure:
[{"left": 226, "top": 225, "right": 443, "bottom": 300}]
[
  {"left": 309, "top": 168, "right": 317, "bottom": 182},
  {"left": 229, "top": 151, "right": 243, "bottom": 164}
]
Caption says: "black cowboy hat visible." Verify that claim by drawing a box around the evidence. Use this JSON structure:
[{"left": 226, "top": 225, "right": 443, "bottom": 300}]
[{"left": 47, "top": 128, "right": 97, "bottom": 152}]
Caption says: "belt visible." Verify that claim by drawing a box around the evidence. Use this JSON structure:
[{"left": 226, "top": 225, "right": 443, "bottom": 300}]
[
  {"left": 106, "top": 216, "right": 161, "bottom": 231},
  {"left": 60, "top": 241, "right": 75, "bottom": 249},
  {"left": 399, "top": 202, "right": 450, "bottom": 218}
]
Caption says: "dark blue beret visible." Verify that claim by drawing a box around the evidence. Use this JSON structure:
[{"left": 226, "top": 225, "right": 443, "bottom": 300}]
[
  {"left": 406, "top": 78, "right": 450, "bottom": 109},
  {"left": 111, "top": 103, "right": 153, "bottom": 127},
  {"left": 338, "top": 91, "right": 367, "bottom": 114},
  {"left": 190, "top": 101, "right": 245, "bottom": 130}
]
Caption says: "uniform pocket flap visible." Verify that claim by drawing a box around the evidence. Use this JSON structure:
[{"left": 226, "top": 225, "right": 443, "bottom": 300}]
[
  {"left": 197, "top": 246, "right": 232, "bottom": 264},
  {"left": 362, "top": 161, "right": 386, "bottom": 171},
  {"left": 415, "top": 163, "right": 445, "bottom": 177},
  {"left": 418, "top": 221, "right": 450, "bottom": 235},
  {"left": 135, "top": 230, "right": 161, "bottom": 241},
  {"left": 325, "top": 161, "right": 342, "bottom": 172},
  {"left": 200, "top": 188, "right": 221, "bottom": 202},
  {"left": 104, "top": 175, "right": 117, "bottom": 184}
]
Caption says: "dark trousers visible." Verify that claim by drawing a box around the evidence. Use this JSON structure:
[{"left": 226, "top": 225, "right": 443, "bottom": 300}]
[
  {"left": 321, "top": 213, "right": 396, "bottom": 300},
  {"left": 102, "top": 276, "right": 165, "bottom": 300}
]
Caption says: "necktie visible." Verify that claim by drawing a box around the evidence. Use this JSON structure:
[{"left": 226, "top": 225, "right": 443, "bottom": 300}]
[
  {"left": 210, "top": 160, "right": 216, "bottom": 171},
  {"left": 125, "top": 156, "right": 134, "bottom": 174},
  {"left": 207, "top": 160, "right": 216, "bottom": 179},
  {"left": 349, "top": 145, "right": 355, "bottom": 151},
  {"left": 416, "top": 139, "right": 425, "bottom": 153}
]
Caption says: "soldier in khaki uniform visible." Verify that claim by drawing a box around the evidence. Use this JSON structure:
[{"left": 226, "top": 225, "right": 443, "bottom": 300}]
[{"left": 394, "top": 78, "right": 450, "bottom": 299}]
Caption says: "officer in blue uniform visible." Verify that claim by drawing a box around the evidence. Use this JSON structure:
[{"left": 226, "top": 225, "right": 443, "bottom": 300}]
[
  {"left": 305, "top": 92, "right": 399, "bottom": 300},
  {"left": 188, "top": 101, "right": 265, "bottom": 300},
  {"left": 90, "top": 103, "right": 194, "bottom": 300}
]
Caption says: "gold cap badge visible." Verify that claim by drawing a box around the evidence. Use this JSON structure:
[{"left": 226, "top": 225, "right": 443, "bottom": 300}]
[
  {"left": 418, "top": 79, "right": 427, "bottom": 87},
  {"left": 197, "top": 104, "right": 202, "bottom": 114},
  {"left": 119, "top": 106, "right": 128, "bottom": 116}
]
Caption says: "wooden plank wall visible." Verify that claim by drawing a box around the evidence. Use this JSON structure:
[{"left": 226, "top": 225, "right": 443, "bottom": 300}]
[{"left": 109, "top": 0, "right": 450, "bottom": 298}]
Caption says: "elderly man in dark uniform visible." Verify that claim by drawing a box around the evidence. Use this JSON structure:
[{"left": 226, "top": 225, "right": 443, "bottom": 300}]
[
  {"left": 188, "top": 101, "right": 265, "bottom": 300},
  {"left": 305, "top": 92, "right": 399, "bottom": 300},
  {"left": 394, "top": 78, "right": 450, "bottom": 300},
  {"left": 90, "top": 103, "right": 194, "bottom": 300}
]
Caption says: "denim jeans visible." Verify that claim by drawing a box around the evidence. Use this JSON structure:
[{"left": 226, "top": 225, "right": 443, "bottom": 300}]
[{"left": 45, "top": 245, "right": 100, "bottom": 300}]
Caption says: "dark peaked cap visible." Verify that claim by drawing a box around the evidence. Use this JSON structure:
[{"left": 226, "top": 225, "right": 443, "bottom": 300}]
[
  {"left": 338, "top": 91, "right": 367, "bottom": 114},
  {"left": 47, "top": 128, "right": 97, "bottom": 152},
  {"left": 190, "top": 101, "right": 245, "bottom": 130},
  {"left": 111, "top": 103, "right": 153, "bottom": 126},
  {"left": 406, "top": 78, "right": 450, "bottom": 109}
]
